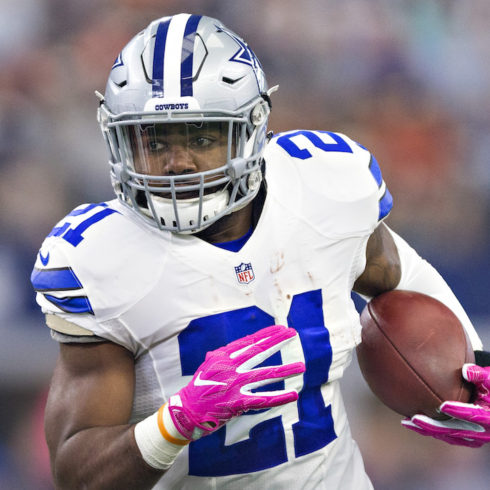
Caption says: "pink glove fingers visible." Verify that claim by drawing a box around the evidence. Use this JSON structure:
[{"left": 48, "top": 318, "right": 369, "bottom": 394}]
[
  {"left": 408, "top": 414, "right": 490, "bottom": 443},
  {"left": 169, "top": 325, "right": 305, "bottom": 441},
  {"left": 238, "top": 390, "right": 299, "bottom": 411},
  {"left": 401, "top": 419, "right": 484, "bottom": 447},
  {"left": 432, "top": 434, "right": 484, "bottom": 448},
  {"left": 463, "top": 363, "right": 490, "bottom": 385},
  {"left": 410, "top": 414, "right": 478, "bottom": 434},
  {"left": 462, "top": 364, "right": 490, "bottom": 405},
  {"left": 401, "top": 364, "right": 490, "bottom": 448},
  {"left": 440, "top": 401, "right": 490, "bottom": 425},
  {"left": 238, "top": 361, "right": 306, "bottom": 386},
  {"left": 229, "top": 329, "right": 298, "bottom": 366},
  {"left": 219, "top": 325, "right": 295, "bottom": 357},
  {"left": 442, "top": 436, "right": 485, "bottom": 448}
]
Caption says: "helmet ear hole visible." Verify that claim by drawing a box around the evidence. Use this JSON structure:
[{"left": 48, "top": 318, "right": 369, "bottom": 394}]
[{"left": 250, "top": 100, "right": 270, "bottom": 126}]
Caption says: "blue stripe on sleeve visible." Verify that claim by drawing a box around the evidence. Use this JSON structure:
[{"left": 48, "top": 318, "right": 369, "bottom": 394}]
[
  {"left": 152, "top": 20, "right": 171, "bottom": 96},
  {"left": 181, "top": 15, "right": 201, "bottom": 96},
  {"left": 31, "top": 268, "right": 82, "bottom": 292},
  {"left": 367, "top": 153, "right": 393, "bottom": 220},
  {"left": 44, "top": 294, "right": 94, "bottom": 315},
  {"left": 368, "top": 155, "right": 383, "bottom": 187},
  {"left": 379, "top": 188, "right": 393, "bottom": 220}
]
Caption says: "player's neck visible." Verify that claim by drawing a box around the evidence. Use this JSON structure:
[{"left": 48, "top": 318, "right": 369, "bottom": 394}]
[{"left": 195, "top": 203, "right": 253, "bottom": 244}]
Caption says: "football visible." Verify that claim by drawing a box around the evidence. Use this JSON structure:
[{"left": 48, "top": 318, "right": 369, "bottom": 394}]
[{"left": 356, "top": 290, "right": 475, "bottom": 419}]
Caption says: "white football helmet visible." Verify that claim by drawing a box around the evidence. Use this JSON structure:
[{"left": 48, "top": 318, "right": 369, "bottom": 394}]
[{"left": 97, "top": 13, "right": 272, "bottom": 234}]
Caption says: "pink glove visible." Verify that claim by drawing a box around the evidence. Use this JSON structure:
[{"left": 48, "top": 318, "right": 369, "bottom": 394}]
[
  {"left": 168, "top": 325, "right": 305, "bottom": 441},
  {"left": 402, "top": 364, "right": 490, "bottom": 448}
]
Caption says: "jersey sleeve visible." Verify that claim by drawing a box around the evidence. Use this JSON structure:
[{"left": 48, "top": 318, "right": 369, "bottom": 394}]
[
  {"left": 30, "top": 201, "right": 159, "bottom": 354},
  {"left": 31, "top": 231, "right": 100, "bottom": 336},
  {"left": 267, "top": 130, "right": 393, "bottom": 239}
]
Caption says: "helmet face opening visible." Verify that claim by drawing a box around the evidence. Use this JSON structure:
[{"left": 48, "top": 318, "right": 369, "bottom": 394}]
[
  {"left": 98, "top": 14, "right": 270, "bottom": 234},
  {"left": 121, "top": 121, "right": 238, "bottom": 193}
]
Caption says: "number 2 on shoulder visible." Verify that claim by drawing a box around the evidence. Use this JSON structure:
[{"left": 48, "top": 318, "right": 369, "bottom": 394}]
[{"left": 276, "top": 130, "right": 353, "bottom": 159}]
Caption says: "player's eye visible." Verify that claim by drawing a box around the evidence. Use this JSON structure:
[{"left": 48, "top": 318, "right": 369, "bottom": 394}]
[
  {"left": 148, "top": 140, "right": 166, "bottom": 152},
  {"left": 191, "top": 136, "right": 215, "bottom": 149}
]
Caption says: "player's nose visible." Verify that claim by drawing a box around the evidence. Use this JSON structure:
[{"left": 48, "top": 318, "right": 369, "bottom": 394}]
[{"left": 164, "top": 145, "right": 196, "bottom": 176}]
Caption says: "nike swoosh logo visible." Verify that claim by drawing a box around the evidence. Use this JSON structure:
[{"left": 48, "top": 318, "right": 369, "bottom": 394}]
[
  {"left": 39, "top": 251, "right": 50, "bottom": 266},
  {"left": 194, "top": 371, "right": 227, "bottom": 387}
]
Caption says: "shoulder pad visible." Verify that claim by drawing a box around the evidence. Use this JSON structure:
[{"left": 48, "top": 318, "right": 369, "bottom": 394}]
[
  {"left": 31, "top": 202, "right": 123, "bottom": 317},
  {"left": 265, "top": 130, "right": 393, "bottom": 237},
  {"left": 32, "top": 200, "right": 170, "bottom": 322}
]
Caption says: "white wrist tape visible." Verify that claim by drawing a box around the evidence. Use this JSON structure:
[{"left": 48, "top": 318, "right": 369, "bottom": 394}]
[
  {"left": 134, "top": 403, "right": 189, "bottom": 470},
  {"left": 386, "top": 226, "right": 483, "bottom": 351}
]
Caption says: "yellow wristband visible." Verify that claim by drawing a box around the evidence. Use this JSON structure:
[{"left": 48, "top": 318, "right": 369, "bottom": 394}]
[
  {"left": 134, "top": 405, "right": 189, "bottom": 470},
  {"left": 157, "top": 405, "right": 189, "bottom": 446}
]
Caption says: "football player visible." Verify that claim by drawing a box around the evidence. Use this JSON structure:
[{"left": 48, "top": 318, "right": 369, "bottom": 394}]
[{"left": 31, "top": 14, "right": 490, "bottom": 489}]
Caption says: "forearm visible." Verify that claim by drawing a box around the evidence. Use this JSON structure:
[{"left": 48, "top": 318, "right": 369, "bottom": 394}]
[
  {"left": 386, "top": 226, "right": 483, "bottom": 351},
  {"left": 53, "top": 424, "right": 163, "bottom": 490}
]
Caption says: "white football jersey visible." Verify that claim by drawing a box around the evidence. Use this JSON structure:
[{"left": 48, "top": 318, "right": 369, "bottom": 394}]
[{"left": 32, "top": 131, "right": 391, "bottom": 489}]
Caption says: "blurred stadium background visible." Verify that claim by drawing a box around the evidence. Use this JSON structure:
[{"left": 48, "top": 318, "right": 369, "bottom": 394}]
[{"left": 0, "top": 1, "right": 489, "bottom": 488}]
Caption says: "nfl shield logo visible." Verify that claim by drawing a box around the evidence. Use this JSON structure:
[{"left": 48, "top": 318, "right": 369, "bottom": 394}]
[{"left": 234, "top": 262, "right": 255, "bottom": 284}]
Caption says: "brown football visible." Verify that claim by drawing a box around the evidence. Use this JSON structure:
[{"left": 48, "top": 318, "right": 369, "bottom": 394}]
[{"left": 356, "top": 290, "right": 475, "bottom": 419}]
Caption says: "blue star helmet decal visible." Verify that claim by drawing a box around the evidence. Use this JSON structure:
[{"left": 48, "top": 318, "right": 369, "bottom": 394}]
[
  {"left": 216, "top": 24, "right": 266, "bottom": 93},
  {"left": 112, "top": 53, "right": 124, "bottom": 70}
]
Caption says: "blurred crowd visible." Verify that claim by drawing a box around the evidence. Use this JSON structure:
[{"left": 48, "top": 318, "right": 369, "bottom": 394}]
[{"left": 0, "top": 0, "right": 489, "bottom": 488}]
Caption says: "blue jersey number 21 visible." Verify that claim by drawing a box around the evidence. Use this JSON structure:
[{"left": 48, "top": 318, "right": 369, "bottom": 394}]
[{"left": 178, "top": 289, "right": 336, "bottom": 477}]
